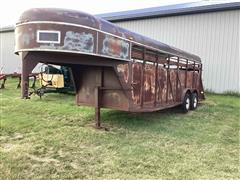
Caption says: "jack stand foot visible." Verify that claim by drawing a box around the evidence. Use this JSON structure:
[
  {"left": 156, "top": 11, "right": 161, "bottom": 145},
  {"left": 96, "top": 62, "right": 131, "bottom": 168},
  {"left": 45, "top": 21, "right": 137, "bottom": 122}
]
[{"left": 95, "top": 107, "right": 101, "bottom": 128}]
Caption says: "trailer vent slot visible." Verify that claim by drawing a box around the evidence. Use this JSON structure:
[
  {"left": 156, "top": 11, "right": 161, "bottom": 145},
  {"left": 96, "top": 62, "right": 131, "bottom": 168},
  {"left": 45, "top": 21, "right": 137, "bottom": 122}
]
[{"left": 37, "top": 30, "right": 60, "bottom": 44}]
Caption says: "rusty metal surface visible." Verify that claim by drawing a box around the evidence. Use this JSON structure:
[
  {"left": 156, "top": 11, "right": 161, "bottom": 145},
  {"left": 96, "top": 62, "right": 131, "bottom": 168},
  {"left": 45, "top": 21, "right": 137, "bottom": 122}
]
[
  {"left": 0, "top": 72, "right": 37, "bottom": 89},
  {"left": 75, "top": 66, "right": 129, "bottom": 111},
  {"left": 16, "top": 8, "right": 201, "bottom": 62},
  {"left": 15, "top": 23, "right": 98, "bottom": 54},
  {"left": 18, "top": 50, "right": 206, "bottom": 112},
  {"left": 99, "top": 34, "right": 130, "bottom": 59},
  {"left": 16, "top": 8, "right": 205, "bottom": 123}
]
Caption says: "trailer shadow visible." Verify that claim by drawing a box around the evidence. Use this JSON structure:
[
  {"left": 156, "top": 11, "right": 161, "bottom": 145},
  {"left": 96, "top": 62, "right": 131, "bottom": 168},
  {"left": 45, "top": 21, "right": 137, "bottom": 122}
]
[{"left": 99, "top": 105, "right": 187, "bottom": 131}]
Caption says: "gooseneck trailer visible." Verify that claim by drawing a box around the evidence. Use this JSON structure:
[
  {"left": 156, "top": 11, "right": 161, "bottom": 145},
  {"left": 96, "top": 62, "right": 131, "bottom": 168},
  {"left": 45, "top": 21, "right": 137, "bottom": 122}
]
[{"left": 15, "top": 8, "right": 204, "bottom": 128}]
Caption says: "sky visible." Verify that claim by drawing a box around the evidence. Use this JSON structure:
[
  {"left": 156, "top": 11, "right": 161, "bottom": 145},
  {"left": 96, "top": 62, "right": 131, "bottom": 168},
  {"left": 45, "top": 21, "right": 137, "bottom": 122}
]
[{"left": 0, "top": 0, "right": 237, "bottom": 27}]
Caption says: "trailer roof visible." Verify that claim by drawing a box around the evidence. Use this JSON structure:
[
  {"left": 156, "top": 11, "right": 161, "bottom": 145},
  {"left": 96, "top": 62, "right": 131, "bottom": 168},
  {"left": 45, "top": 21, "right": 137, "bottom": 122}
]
[{"left": 17, "top": 8, "right": 201, "bottom": 62}]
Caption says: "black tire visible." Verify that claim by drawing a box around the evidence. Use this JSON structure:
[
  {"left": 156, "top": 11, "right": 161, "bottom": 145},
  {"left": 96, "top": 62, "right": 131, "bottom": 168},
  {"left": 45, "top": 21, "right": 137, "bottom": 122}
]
[
  {"left": 190, "top": 92, "right": 198, "bottom": 110},
  {"left": 182, "top": 93, "right": 191, "bottom": 113}
]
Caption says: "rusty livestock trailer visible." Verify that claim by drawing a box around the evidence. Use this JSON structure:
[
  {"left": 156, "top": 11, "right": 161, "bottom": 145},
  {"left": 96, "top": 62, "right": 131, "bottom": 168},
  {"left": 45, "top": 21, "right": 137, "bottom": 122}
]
[{"left": 15, "top": 8, "right": 204, "bottom": 127}]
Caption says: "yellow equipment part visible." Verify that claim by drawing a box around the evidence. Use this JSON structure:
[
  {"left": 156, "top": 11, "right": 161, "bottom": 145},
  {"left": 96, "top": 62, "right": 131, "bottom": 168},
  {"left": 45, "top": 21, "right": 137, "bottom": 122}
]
[{"left": 39, "top": 73, "right": 64, "bottom": 88}]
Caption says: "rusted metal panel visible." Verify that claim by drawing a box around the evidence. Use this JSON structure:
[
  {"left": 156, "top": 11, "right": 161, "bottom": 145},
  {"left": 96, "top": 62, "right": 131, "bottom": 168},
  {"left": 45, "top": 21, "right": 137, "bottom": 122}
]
[
  {"left": 76, "top": 66, "right": 129, "bottom": 111},
  {"left": 98, "top": 33, "right": 130, "bottom": 60},
  {"left": 15, "top": 23, "right": 97, "bottom": 54},
  {"left": 101, "top": 67, "right": 129, "bottom": 110},
  {"left": 116, "top": 64, "right": 129, "bottom": 84},
  {"left": 15, "top": 8, "right": 205, "bottom": 127},
  {"left": 143, "top": 63, "right": 155, "bottom": 105},
  {"left": 16, "top": 8, "right": 201, "bottom": 62},
  {"left": 157, "top": 67, "right": 167, "bottom": 104},
  {"left": 170, "top": 69, "right": 177, "bottom": 102},
  {"left": 132, "top": 62, "right": 142, "bottom": 106},
  {"left": 76, "top": 66, "right": 96, "bottom": 105},
  {"left": 187, "top": 71, "right": 193, "bottom": 88}
]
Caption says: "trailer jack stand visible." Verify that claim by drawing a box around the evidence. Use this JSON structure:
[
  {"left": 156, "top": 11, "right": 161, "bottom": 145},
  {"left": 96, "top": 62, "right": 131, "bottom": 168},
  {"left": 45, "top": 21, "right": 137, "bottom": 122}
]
[
  {"left": 95, "top": 86, "right": 101, "bottom": 129},
  {"left": 94, "top": 86, "right": 109, "bottom": 131},
  {"left": 95, "top": 107, "right": 101, "bottom": 128},
  {"left": 95, "top": 107, "right": 109, "bottom": 131}
]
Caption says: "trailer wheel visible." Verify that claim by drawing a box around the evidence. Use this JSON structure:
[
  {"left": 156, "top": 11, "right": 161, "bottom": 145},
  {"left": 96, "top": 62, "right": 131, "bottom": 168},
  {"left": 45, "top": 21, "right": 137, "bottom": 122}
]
[
  {"left": 182, "top": 93, "right": 191, "bottom": 113},
  {"left": 190, "top": 92, "right": 198, "bottom": 110}
]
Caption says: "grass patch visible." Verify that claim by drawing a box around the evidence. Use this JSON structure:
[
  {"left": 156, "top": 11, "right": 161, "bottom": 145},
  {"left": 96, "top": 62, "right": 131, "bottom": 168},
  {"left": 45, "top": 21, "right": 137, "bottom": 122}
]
[{"left": 1, "top": 78, "right": 239, "bottom": 179}]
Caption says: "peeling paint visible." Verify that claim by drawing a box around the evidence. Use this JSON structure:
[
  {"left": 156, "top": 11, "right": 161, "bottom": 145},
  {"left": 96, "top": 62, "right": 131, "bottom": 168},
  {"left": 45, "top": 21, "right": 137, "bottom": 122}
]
[
  {"left": 62, "top": 31, "right": 94, "bottom": 52},
  {"left": 143, "top": 64, "right": 155, "bottom": 102},
  {"left": 22, "top": 32, "right": 35, "bottom": 46},
  {"left": 102, "top": 35, "right": 129, "bottom": 59},
  {"left": 117, "top": 64, "right": 129, "bottom": 83},
  {"left": 132, "top": 63, "right": 142, "bottom": 105}
]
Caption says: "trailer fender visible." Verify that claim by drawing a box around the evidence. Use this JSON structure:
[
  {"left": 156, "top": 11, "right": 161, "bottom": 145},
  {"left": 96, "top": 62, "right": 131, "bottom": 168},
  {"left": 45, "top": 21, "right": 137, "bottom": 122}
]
[
  {"left": 192, "top": 89, "right": 199, "bottom": 96},
  {"left": 181, "top": 89, "right": 191, "bottom": 102}
]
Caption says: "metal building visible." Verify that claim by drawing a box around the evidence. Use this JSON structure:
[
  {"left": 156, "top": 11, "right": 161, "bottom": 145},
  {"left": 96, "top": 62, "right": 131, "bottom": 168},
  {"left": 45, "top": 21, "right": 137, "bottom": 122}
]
[
  {"left": 0, "top": 1, "right": 239, "bottom": 93},
  {"left": 0, "top": 26, "right": 41, "bottom": 74},
  {"left": 0, "top": 26, "right": 21, "bottom": 73}
]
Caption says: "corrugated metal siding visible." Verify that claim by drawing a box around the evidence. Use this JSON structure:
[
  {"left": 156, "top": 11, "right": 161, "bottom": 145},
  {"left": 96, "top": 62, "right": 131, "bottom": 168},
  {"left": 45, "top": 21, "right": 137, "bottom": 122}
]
[
  {"left": 115, "top": 10, "right": 240, "bottom": 93},
  {"left": 0, "top": 31, "right": 21, "bottom": 73},
  {"left": 0, "top": 31, "right": 42, "bottom": 74}
]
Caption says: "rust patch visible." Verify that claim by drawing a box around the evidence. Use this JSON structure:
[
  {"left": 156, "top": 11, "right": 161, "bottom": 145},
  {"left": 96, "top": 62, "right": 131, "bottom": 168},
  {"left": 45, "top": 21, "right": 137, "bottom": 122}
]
[
  {"left": 117, "top": 64, "right": 129, "bottom": 83},
  {"left": 101, "top": 35, "right": 129, "bottom": 59},
  {"left": 168, "top": 70, "right": 177, "bottom": 102},
  {"left": 132, "top": 62, "right": 142, "bottom": 105},
  {"left": 143, "top": 64, "right": 155, "bottom": 103},
  {"left": 187, "top": 71, "right": 193, "bottom": 88},
  {"left": 157, "top": 67, "right": 167, "bottom": 104}
]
